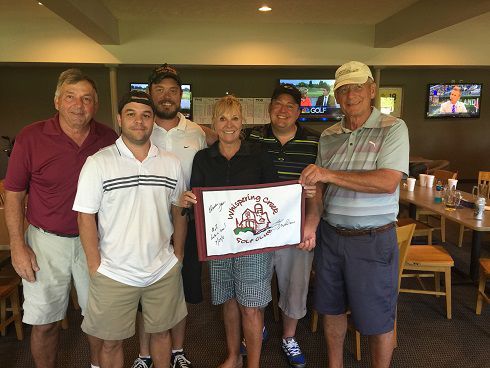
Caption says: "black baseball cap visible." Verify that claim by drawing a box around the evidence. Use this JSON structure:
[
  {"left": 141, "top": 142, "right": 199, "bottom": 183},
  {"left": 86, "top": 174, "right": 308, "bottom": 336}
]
[
  {"left": 271, "top": 84, "right": 301, "bottom": 106},
  {"left": 148, "top": 63, "right": 182, "bottom": 88},
  {"left": 118, "top": 90, "right": 155, "bottom": 114}
]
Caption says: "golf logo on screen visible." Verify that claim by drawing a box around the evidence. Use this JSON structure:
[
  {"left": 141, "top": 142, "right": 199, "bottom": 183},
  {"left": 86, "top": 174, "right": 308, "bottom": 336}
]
[
  {"left": 228, "top": 194, "right": 278, "bottom": 244},
  {"left": 302, "top": 106, "right": 328, "bottom": 114}
]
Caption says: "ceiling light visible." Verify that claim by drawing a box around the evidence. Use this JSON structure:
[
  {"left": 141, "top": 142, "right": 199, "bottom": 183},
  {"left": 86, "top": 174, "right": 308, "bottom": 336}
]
[
  {"left": 258, "top": 5, "right": 272, "bottom": 12},
  {"left": 38, "top": 2, "right": 43, "bottom": 5}
]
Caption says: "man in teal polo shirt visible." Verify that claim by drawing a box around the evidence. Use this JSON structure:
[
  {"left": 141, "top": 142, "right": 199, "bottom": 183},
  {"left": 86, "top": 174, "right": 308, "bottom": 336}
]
[{"left": 300, "top": 61, "right": 409, "bottom": 368}]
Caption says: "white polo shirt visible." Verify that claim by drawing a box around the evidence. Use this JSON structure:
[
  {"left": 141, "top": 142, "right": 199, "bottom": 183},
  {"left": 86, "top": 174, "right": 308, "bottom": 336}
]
[
  {"left": 73, "top": 137, "right": 185, "bottom": 287},
  {"left": 151, "top": 112, "right": 207, "bottom": 187}
]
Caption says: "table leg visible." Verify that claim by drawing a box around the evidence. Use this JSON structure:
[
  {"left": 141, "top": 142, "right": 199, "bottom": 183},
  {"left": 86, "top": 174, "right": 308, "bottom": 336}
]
[
  {"left": 409, "top": 203, "right": 417, "bottom": 219},
  {"left": 470, "top": 230, "right": 482, "bottom": 282}
]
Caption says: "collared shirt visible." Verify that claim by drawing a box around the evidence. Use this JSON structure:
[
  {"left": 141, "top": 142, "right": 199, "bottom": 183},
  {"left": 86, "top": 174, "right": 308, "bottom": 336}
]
[
  {"left": 150, "top": 112, "right": 206, "bottom": 188},
  {"left": 245, "top": 123, "right": 319, "bottom": 181},
  {"left": 439, "top": 100, "right": 467, "bottom": 114},
  {"left": 4, "top": 114, "right": 117, "bottom": 235},
  {"left": 316, "top": 107, "right": 409, "bottom": 229},
  {"left": 190, "top": 141, "right": 277, "bottom": 188},
  {"left": 73, "top": 137, "right": 185, "bottom": 287}
]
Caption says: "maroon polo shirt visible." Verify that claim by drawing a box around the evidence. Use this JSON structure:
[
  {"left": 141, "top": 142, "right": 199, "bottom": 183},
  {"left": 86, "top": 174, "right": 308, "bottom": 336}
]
[{"left": 4, "top": 114, "right": 118, "bottom": 235}]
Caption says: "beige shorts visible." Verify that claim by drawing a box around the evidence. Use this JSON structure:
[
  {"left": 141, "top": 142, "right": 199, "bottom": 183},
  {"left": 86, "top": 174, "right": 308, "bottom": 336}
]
[
  {"left": 273, "top": 246, "right": 314, "bottom": 319},
  {"left": 22, "top": 225, "right": 90, "bottom": 325},
  {"left": 82, "top": 262, "right": 187, "bottom": 340}
]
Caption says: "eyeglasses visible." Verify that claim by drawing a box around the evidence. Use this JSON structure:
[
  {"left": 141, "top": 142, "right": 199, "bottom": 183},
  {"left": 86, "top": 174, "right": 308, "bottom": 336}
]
[{"left": 336, "top": 82, "right": 370, "bottom": 96}]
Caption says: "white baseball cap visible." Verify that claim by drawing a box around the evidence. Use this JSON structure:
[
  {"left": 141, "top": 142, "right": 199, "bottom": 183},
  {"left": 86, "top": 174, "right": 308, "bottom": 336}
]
[{"left": 333, "top": 61, "right": 373, "bottom": 91}]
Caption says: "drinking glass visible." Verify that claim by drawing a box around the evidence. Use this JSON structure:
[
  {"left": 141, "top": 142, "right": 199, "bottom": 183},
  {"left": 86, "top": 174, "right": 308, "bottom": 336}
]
[{"left": 444, "top": 188, "right": 462, "bottom": 211}]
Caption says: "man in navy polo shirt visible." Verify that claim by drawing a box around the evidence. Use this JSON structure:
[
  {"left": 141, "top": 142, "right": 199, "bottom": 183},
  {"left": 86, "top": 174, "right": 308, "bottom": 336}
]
[{"left": 4, "top": 68, "right": 117, "bottom": 368}]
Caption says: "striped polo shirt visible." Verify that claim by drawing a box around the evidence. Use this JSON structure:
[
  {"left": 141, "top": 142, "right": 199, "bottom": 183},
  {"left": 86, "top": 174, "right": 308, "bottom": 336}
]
[
  {"left": 245, "top": 123, "right": 320, "bottom": 181},
  {"left": 316, "top": 107, "right": 409, "bottom": 229},
  {"left": 73, "top": 137, "right": 185, "bottom": 287}
]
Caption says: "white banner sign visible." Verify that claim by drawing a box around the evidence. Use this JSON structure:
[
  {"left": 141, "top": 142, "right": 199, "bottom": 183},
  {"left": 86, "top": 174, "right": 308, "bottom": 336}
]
[{"left": 196, "top": 182, "right": 303, "bottom": 259}]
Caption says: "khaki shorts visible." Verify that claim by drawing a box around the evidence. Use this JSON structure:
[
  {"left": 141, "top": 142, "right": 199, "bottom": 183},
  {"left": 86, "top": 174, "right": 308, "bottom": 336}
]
[
  {"left": 22, "top": 225, "right": 90, "bottom": 325},
  {"left": 273, "top": 246, "right": 314, "bottom": 319},
  {"left": 82, "top": 262, "right": 187, "bottom": 340}
]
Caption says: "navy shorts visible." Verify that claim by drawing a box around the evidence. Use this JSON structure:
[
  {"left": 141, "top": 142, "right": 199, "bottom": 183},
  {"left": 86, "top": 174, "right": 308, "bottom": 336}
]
[{"left": 314, "top": 220, "right": 398, "bottom": 335}]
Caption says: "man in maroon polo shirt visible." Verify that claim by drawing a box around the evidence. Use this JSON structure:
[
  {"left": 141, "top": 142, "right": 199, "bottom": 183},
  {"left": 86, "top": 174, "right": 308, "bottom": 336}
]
[{"left": 4, "top": 68, "right": 117, "bottom": 368}]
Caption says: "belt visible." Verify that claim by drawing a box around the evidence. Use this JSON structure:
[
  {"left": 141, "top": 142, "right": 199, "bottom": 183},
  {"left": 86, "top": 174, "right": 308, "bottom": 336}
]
[
  {"left": 33, "top": 225, "right": 79, "bottom": 238},
  {"left": 332, "top": 222, "right": 395, "bottom": 237}
]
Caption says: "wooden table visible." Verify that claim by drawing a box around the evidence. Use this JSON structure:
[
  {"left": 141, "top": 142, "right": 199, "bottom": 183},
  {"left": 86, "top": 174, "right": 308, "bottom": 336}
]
[{"left": 399, "top": 185, "right": 490, "bottom": 281}]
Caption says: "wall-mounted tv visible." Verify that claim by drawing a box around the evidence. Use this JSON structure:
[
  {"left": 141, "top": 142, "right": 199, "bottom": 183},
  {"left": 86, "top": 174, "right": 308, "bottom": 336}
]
[
  {"left": 426, "top": 83, "right": 482, "bottom": 119},
  {"left": 129, "top": 83, "right": 193, "bottom": 119},
  {"left": 279, "top": 79, "right": 343, "bottom": 122}
]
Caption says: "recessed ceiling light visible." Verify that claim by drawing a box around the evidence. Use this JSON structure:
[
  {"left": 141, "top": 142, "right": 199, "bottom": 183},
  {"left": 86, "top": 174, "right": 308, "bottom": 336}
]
[
  {"left": 38, "top": 2, "right": 43, "bottom": 5},
  {"left": 258, "top": 5, "right": 272, "bottom": 12}
]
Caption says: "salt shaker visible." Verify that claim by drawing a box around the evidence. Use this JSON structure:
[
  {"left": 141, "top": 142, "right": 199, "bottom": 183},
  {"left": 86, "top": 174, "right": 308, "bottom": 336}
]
[{"left": 474, "top": 197, "right": 486, "bottom": 220}]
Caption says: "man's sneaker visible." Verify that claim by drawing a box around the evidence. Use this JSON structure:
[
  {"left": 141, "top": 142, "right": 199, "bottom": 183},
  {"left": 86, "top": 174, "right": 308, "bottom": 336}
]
[
  {"left": 171, "top": 351, "right": 193, "bottom": 368},
  {"left": 131, "top": 357, "right": 153, "bottom": 368},
  {"left": 282, "top": 337, "right": 306, "bottom": 368},
  {"left": 239, "top": 326, "right": 269, "bottom": 356}
]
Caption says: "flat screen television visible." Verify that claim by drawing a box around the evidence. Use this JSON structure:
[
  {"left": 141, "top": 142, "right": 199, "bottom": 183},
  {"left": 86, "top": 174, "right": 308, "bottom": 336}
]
[
  {"left": 279, "top": 79, "right": 343, "bottom": 122},
  {"left": 426, "top": 83, "right": 482, "bottom": 119},
  {"left": 129, "top": 83, "right": 192, "bottom": 119}
]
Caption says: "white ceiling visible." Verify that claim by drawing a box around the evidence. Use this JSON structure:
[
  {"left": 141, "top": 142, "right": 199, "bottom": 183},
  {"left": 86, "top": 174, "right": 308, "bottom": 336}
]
[
  {"left": 0, "top": 0, "right": 420, "bottom": 23},
  {"left": 0, "top": 0, "right": 489, "bottom": 66},
  {"left": 99, "top": 0, "right": 419, "bottom": 24}
]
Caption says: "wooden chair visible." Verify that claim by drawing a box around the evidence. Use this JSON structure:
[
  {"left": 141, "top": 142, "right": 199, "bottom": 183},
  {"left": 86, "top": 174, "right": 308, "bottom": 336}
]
[
  {"left": 310, "top": 223, "right": 415, "bottom": 361},
  {"left": 476, "top": 258, "right": 490, "bottom": 314},
  {"left": 0, "top": 179, "right": 5, "bottom": 205},
  {"left": 416, "top": 169, "right": 458, "bottom": 243},
  {"left": 400, "top": 243, "right": 454, "bottom": 319},
  {"left": 458, "top": 171, "right": 490, "bottom": 246},
  {"left": 0, "top": 200, "right": 24, "bottom": 339},
  {"left": 0, "top": 276, "right": 23, "bottom": 340},
  {"left": 397, "top": 217, "right": 433, "bottom": 245}
]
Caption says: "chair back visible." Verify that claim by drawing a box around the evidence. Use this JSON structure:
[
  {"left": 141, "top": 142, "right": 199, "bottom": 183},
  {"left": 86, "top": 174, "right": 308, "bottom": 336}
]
[
  {"left": 478, "top": 171, "right": 490, "bottom": 183},
  {"left": 0, "top": 180, "right": 9, "bottom": 246},
  {"left": 0, "top": 206, "right": 10, "bottom": 247},
  {"left": 477, "top": 171, "right": 490, "bottom": 199},
  {"left": 0, "top": 179, "right": 4, "bottom": 205},
  {"left": 433, "top": 169, "right": 457, "bottom": 185},
  {"left": 396, "top": 223, "right": 416, "bottom": 290}
]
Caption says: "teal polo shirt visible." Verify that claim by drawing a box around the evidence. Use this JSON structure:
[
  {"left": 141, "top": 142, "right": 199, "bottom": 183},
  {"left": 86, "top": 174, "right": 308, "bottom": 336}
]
[{"left": 316, "top": 107, "right": 409, "bottom": 229}]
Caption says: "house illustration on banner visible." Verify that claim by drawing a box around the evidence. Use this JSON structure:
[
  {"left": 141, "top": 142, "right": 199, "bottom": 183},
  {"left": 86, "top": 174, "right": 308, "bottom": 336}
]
[{"left": 234, "top": 203, "right": 271, "bottom": 235}]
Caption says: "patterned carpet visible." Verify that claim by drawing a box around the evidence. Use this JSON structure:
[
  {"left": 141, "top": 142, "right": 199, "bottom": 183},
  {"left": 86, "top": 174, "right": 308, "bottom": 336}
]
[{"left": 1, "top": 223, "right": 490, "bottom": 368}]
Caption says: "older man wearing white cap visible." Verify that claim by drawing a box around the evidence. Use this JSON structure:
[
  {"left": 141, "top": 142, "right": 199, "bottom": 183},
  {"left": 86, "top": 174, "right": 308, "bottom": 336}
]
[{"left": 300, "top": 61, "right": 409, "bottom": 368}]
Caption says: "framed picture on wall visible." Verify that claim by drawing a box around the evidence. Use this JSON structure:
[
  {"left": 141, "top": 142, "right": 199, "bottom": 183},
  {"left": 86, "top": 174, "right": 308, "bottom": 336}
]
[{"left": 379, "top": 86, "right": 403, "bottom": 117}]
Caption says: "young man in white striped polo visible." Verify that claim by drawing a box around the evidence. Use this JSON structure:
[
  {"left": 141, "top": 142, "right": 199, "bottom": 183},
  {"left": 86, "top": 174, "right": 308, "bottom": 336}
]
[{"left": 74, "top": 91, "right": 188, "bottom": 368}]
